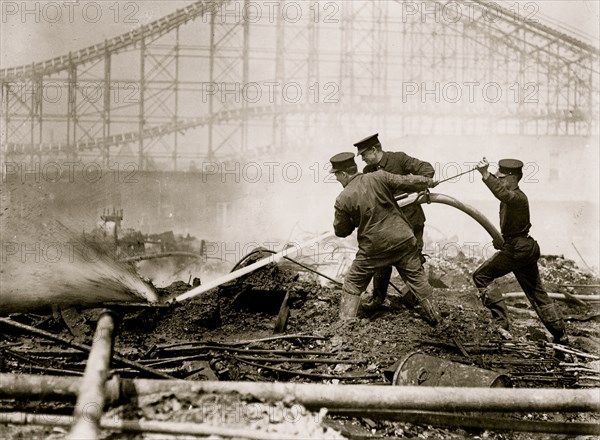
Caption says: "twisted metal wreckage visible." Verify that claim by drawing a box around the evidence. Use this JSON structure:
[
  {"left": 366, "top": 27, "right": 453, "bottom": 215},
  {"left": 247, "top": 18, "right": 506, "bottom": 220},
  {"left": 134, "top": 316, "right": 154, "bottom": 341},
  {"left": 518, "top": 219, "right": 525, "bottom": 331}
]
[{"left": 1, "top": 191, "right": 599, "bottom": 438}]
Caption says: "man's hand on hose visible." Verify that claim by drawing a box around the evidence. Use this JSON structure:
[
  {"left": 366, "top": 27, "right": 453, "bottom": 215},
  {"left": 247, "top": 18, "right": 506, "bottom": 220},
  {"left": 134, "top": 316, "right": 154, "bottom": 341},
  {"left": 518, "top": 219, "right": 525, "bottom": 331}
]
[
  {"left": 427, "top": 177, "right": 439, "bottom": 188},
  {"left": 476, "top": 157, "right": 491, "bottom": 179}
]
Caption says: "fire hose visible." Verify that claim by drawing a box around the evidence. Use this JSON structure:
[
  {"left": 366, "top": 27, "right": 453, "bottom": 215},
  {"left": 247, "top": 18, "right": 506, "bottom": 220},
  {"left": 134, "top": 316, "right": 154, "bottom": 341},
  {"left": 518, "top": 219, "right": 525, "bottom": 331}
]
[
  {"left": 394, "top": 165, "right": 499, "bottom": 242},
  {"left": 174, "top": 193, "right": 501, "bottom": 302},
  {"left": 398, "top": 191, "right": 503, "bottom": 246}
]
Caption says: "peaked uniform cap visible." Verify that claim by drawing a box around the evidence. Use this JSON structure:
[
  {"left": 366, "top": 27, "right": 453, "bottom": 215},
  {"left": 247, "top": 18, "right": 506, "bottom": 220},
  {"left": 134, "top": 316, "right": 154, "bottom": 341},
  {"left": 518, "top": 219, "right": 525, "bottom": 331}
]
[
  {"left": 329, "top": 152, "right": 357, "bottom": 173},
  {"left": 497, "top": 159, "right": 524, "bottom": 176},
  {"left": 353, "top": 134, "right": 380, "bottom": 154}
]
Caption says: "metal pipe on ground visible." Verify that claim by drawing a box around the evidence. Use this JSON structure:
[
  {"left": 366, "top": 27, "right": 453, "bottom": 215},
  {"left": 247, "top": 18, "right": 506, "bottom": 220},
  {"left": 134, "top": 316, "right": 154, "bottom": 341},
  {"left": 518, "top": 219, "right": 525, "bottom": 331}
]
[
  {"left": 503, "top": 292, "right": 600, "bottom": 302},
  {"left": 330, "top": 409, "right": 600, "bottom": 436},
  {"left": 3, "top": 410, "right": 598, "bottom": 437},
  {"left": 1, "top": 375, "right": 598, "bottom": 413},
  {"left": 0, "top": 374, "right": 121, "bottom": 403},
  {"left": 1, "top": 412, "right": 308, "bottom": 440},
  {"left": 0, "top": 317, "right": 175, "bottom": 380},
  {"left": 119, "top": 381, "right": 600, "bottom": 413},
  {"left": 67, "top": 311, "right": 114, "bottom": 440}
]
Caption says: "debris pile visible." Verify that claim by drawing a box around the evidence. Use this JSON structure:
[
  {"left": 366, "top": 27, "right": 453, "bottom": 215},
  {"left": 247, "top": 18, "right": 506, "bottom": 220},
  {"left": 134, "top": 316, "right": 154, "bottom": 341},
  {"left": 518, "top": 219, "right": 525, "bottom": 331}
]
[{"left": 1, "top": 247, "right": 599, "bottom": 439}]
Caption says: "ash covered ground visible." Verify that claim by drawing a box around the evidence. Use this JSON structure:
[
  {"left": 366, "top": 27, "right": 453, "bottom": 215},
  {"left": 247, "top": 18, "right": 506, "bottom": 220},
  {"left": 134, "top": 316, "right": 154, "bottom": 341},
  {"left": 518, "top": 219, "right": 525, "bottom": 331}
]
[{"left": 1, "top": 248, "right": 599, "bottom": 439}]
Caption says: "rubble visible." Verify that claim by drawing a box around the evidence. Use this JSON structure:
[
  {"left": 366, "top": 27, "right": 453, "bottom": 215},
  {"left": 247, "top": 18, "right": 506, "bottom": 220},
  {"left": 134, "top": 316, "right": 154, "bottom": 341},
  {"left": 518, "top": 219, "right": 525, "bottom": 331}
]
[{"left": 1, "top": 247, "right": 599, "bottom": 439}]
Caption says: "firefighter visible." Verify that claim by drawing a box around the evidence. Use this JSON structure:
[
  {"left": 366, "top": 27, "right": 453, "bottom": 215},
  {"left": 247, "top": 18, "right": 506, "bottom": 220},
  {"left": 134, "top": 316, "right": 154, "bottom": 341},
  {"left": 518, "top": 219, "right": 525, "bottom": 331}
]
[
  {"left": 473, "top": 157, "right": 568, "bottom": 342},
  {"left": 330, "top": 152, "right": 440, "bottom": 324},
  {"left": 354, "top": 133, "right": 435, "bottom": 311}
]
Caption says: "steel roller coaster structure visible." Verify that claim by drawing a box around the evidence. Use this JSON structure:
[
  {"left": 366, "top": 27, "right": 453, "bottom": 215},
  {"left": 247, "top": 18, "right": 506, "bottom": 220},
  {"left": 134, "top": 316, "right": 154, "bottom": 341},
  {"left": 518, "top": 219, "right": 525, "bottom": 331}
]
[{"left": 1, "top": 0, "right": 598, "bottom": 170}]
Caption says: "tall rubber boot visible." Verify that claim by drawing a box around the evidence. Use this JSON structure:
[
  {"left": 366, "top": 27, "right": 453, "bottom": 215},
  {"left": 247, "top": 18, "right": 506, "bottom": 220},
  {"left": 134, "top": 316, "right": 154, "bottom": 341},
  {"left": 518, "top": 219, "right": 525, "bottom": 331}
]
[
  {"left": 339, "top": 293, "right": 361, "bottom": 319},
  {"left": 372, "top": 266, "right": 393, "bottom": 304},
  {"left": 538, "top": 303, "right": 568, "bottom": 344},
  {"left": 360, "top": 294, "right": 384, "bottom": 313},
  {"left": 418, "top": 297, "right": 440, "bottom": 326},
  {"left": 478, "top": 288, "right": 510, "bottom": 330},
  {"left": 400, "top": 285, "right": 419, "bottom": 309}
]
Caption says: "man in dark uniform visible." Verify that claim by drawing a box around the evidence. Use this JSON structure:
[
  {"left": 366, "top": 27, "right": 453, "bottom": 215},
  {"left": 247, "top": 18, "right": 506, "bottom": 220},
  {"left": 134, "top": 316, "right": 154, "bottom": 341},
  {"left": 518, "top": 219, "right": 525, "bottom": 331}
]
[
  {"left": 330, "top": 152, "right": 440, "bottom": 324},
  {"left": 354, "top": 134, "right": 435, "bottom": 311},
  {"left": 473, "top": 157, "right": 567, "bottom": 342}
]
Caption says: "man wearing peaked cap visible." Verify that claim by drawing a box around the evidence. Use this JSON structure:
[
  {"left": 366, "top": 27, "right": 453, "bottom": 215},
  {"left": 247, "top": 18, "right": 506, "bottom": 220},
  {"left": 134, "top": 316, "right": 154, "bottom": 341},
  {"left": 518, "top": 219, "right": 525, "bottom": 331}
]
[
  {"left": 473, "top": 157, "right": 568, "bottom": 343},
  {"left": 328, "top": 152, "right": 441, "bottom": 324},
  {"left": 353, "top": 134, "right": 381, "bottom": 155},
  {"left": 496, "top": 158, "right": 524, "bottom": 177},
  {"left": 353, "top": 134, "right": 435, "bottom": 313},
  {"left": 329, "top": 152, "right": 357, "bottom": 173}
]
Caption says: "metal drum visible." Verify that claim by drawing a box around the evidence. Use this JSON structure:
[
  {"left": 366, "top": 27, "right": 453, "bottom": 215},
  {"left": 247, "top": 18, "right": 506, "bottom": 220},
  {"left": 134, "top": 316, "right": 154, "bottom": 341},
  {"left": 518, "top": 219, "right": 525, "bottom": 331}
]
[{"left": 392, "top": 352, "right": 511, "bottom": 388}]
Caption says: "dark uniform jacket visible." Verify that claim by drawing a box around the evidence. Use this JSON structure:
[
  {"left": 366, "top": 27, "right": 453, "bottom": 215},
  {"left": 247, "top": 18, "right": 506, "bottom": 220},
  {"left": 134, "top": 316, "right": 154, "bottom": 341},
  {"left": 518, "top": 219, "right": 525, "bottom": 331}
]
[
  {"left": 363, "top": 151, "right": 434, "bottom": 228},
  {"left": 334, "top": 170, "right": 431, "bottom": 259},
  {"left": 483, "top": 175, "right": 531, "bottom": 240}
]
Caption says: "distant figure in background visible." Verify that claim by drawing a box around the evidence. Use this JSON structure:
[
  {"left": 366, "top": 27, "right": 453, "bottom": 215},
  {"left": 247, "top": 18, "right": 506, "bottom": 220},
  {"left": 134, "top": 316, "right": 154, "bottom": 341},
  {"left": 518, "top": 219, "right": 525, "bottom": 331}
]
[
  {"left": 473, "top": 157, "right": 568, "bottom": 342},
  {"left": 354, "top": 134, "right": 435, "bottom": 311},
  {"left": 329, "top": 152, "right": 440, "bottom": 324}
]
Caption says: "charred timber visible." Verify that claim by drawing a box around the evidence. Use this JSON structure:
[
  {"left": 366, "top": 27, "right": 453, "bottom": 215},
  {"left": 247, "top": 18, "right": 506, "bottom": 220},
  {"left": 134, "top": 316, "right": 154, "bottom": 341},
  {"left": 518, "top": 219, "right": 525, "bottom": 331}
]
[{"left": 0, "top": 317, "right": 175, "bottom": 380}]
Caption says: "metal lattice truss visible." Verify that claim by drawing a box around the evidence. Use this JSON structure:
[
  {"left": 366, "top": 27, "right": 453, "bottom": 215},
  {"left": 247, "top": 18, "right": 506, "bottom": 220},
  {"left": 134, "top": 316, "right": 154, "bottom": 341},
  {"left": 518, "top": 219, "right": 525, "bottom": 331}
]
[{"left": 1, "top": 0, "right": 598, "bottom": 169}]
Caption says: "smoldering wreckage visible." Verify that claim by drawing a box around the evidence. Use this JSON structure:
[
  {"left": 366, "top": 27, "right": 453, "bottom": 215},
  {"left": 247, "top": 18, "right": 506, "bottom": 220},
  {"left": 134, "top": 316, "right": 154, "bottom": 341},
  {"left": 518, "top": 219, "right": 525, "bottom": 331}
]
[{"left": 1, "top": 188, "right": 599, "bottom": 440}]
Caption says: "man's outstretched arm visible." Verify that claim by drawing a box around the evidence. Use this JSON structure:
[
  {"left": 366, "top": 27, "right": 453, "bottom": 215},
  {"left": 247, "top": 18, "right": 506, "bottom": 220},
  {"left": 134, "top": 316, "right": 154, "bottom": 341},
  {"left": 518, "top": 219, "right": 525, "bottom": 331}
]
[
  {"left": 477, "top": 158, "right": 526, "bottom": 205},
  {"left": 333, "top": 202, "right": 354, "bottom": 238},
  {"left": 378, "top": 170, "right": 435, "bottom": 193}
]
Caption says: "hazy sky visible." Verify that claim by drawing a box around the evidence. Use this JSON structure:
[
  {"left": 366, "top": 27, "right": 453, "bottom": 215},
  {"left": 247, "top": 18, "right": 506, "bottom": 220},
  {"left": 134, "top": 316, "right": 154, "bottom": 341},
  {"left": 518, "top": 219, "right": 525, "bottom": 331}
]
[
  {"left": 1, "top": 0, "right": 598, "bottom": 68},
  {"left": 1, "top": 1, "right": 598, "bottom": 269}
]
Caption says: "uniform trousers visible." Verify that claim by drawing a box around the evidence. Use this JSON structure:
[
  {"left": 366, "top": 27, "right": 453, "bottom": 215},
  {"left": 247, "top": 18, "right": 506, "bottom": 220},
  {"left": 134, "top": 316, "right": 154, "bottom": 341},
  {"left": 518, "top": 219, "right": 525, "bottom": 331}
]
[
  {"left": 342, "top": 238, "right": 433, "bottom": 302},
  {"left": 472, "top": 236, "right": 565, "bottom": 338},
  {"left": 372, "top": 223, "right": 425, "bottom": 301}
]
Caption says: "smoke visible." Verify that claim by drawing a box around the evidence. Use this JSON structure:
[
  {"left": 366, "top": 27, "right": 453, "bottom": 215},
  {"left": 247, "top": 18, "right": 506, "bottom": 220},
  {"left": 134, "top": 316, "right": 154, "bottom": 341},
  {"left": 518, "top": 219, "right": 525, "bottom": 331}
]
[
  {"left": 0, "top": 181, "right": 157, "bottom": 314},
  {"left": 200, "top": 132, "right": 599, "bottom": 272},
  {"left": 136, "top": 257, "right": 202, "bottom": 288}
]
